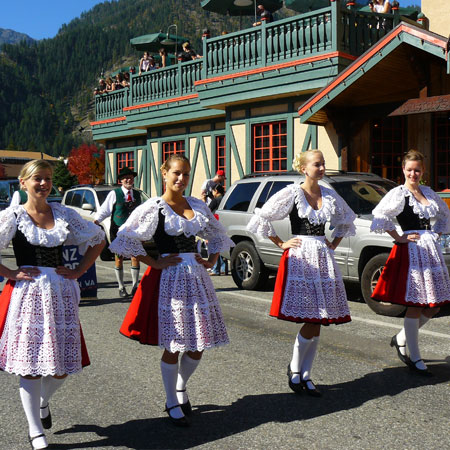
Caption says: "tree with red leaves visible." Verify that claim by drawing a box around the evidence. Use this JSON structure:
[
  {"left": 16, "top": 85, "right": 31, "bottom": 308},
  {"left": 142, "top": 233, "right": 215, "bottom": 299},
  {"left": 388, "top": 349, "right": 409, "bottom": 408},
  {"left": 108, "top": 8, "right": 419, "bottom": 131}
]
[{"left": 68, "top": 144, "right": 105, "bottom": 185}]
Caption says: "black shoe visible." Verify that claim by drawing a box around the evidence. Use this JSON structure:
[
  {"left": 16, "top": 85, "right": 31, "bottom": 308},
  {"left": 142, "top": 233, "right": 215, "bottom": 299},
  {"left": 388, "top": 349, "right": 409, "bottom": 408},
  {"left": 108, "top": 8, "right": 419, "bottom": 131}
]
[
  {"left": 287, "top": 364, "right": 303, "bottom": 394},
  {"left": 40, "top": 403, "right": 52, "bottom": 429},
  {"left": 176, "top": 389, "right": 192, "bottom": 416},
  {"left": 300, "top": 379, "right": 322, "bottom": 397},
  {"left": 29, "top": 433, "right": 47, "bottom": 449},
  {"left": 408, "top": 359, "right": 433, "bottom": 377},
  {"left": 118, "top": 287, "right": 129, "bottom": 298},
  {"left": 164, "top": 404, "right": 190, "bottom": 427},
  {"left": 131, "top": 285, "right": 138, "bottom": 298},
  {"left": 390, "top": 335, "right": 409, "bottom": 365}
]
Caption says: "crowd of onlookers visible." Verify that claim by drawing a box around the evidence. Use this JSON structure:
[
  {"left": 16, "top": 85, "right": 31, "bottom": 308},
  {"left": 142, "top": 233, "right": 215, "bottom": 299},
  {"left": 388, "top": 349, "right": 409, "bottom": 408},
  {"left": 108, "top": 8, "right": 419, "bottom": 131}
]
[{"left": 94, "top": 72, "right": 131, "bottom": 95}]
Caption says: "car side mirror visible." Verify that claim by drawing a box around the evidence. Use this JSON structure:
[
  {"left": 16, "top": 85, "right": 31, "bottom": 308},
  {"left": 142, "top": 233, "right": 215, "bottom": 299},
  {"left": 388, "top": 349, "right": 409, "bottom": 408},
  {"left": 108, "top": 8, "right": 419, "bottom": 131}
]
[{"left": 82, "top": 203, "right": 95, "bottom": 211}]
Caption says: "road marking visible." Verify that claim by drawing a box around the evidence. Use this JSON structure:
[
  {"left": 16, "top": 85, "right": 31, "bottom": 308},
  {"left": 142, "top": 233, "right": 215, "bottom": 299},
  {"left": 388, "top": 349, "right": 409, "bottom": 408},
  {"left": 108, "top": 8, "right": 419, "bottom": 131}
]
[{"left": 218, "top": 290, "right": 450, "bottom": 340}]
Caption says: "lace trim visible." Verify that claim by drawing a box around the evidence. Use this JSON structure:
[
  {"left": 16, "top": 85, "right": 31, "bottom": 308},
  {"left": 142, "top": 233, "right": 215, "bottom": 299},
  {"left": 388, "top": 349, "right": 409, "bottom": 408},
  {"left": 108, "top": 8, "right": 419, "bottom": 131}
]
[
  {"left": 292, "top": 185, "right": 335, "bottom": 225},
  {"left": 401, "top": 185, "right": 439, "bottom": 220}
]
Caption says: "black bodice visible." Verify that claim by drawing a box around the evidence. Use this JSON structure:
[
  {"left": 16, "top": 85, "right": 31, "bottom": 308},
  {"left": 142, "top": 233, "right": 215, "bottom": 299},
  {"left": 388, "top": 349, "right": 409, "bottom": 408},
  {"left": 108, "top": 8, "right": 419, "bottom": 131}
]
[
  {"left": 396, "top": 200, "right": 431, "bottom": 232},
  {"left": 153, "top": 207, "right": 197, "bottom": 254},
  {"left": 12, "top": 228, "right": 63, "bottom": 267},
  {"left": 289, "top": 203, "right": 325, "bottom": 236}
]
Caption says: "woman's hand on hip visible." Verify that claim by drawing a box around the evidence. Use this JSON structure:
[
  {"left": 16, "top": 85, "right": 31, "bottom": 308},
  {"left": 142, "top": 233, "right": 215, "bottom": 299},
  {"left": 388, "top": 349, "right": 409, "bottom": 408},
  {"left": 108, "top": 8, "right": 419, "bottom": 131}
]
[
  {"left": 280, "top": 237, "right": 302, "bottom": 250},
  {"left": 152, "top": 254, "right": 182, "bottom": 270},
  {"left": 195, "top": 253, "right": 216, "bottom": 269},
  {"left": 398, "top": 233, "right": 420, "bottom": 244},
  {"left": 12, "top": 267, "right": 41, "bottom": 281},
  {"left": 55, "top": 265, "right": 83, "bottom": 280}
]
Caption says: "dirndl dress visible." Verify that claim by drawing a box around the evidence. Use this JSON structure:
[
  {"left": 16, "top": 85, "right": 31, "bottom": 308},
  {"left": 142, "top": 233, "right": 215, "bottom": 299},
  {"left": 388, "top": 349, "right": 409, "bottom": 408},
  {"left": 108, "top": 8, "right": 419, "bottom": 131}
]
[
  {"left": 371, "top": 185, "right": 450, "bottom": 308},
  {"left": 247, "top": 184, "right": 356, "bottom": 325},
  {"left": 0, "top": 203, "right": 105, "bottom": 376},
  {"left": 110, "top": 196, "right": 234, "bottom": 352}
]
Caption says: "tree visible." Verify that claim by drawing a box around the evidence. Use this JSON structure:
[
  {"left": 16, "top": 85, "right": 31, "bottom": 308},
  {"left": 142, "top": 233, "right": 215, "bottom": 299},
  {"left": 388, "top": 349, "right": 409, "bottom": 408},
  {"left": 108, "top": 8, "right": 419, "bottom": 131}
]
[
  {"left": 67, "top": 144, "right": 105, "bottom": 184},
  {"left": 53, "top": 160, "right": 78, "bottom": 190}
]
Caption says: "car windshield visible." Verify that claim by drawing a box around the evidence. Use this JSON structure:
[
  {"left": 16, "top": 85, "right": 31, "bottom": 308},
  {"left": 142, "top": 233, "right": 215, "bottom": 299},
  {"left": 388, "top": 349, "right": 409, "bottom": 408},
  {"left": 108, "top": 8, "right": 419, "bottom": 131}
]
[
  {"left": 96, "top": 188, "right": 149, "bottom": 206},
  {"left": 331, "top": 179, "right": 397, "bottom": 215}
]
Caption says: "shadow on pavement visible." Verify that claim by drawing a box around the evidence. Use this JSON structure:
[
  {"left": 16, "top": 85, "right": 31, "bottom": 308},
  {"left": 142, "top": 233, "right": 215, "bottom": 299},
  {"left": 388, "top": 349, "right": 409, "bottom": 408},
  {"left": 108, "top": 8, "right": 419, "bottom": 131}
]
[{"left": 51, "top": 364, "right": 449, "bottom": 449}]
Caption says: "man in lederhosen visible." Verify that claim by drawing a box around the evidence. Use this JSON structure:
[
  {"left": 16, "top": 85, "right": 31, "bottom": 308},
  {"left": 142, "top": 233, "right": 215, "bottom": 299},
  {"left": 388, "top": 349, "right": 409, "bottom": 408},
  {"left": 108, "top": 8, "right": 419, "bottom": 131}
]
[{"left": 95, "top": 167, "right": 143, "bottom": 298}]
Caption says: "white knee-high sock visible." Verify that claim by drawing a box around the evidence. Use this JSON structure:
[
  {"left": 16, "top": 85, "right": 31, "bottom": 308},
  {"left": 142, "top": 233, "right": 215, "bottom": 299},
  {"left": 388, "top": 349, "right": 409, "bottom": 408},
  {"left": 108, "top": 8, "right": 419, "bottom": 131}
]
[
  {"left": 115, "top": 268, "right": 124, "bottom": 289},
  {"left": 396, "top": 314, "right": 430, "bottom": 356},
  {"left": 290, "top": 333, "right": 313, "bottom": 384},
  {"left": 404, "top": 317, "right": 427, "bottom": 369},
  {"left": 176, "top": 354, "right": 200, "bottom": 404},
  {"left": 40, "top": 376, "right": 65, "bottom": 418},
  {"left": 301, "top": 336, "right": 319, "bottom": 382},
  {"left": 19, "top": 377, "right": 48, "bottom": 449},
  {"left": 160, "top": 361, "right": 184, "bottom": 419},
  {"left": 131, "top": 266, "right": 140, "bottom": 288}
]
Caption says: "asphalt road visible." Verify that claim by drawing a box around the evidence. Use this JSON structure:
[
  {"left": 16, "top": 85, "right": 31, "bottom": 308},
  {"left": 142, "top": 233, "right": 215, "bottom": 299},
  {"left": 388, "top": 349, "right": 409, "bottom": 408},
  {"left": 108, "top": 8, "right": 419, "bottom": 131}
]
[{"left": 1, "top": 253, "right": 449, "bottom": 450}]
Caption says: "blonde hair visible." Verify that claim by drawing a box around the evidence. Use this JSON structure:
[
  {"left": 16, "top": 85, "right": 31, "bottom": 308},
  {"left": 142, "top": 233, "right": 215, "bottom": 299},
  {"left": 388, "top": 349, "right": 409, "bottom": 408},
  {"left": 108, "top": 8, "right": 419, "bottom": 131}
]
[
  {"left": 402, "top": 149, "right": 424, "bottom": 168},
  {"left": 160, "top": 154, "right": 191, "bottom": 173},
  {"left": 292, "top": 149, "right": 324, "bottom": 173},
  {"left": 19, "top": 160, "right": 53, "bottom": 189}
]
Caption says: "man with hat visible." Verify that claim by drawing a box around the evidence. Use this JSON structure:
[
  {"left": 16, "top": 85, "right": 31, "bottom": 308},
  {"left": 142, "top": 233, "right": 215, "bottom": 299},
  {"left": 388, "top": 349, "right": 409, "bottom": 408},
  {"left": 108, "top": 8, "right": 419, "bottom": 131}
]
[
  {"left": 201, "top": 170, "right": 226, "bottom": 205},
  {"left": 94, "top": 167, "right": 143, "bottom": 297}
]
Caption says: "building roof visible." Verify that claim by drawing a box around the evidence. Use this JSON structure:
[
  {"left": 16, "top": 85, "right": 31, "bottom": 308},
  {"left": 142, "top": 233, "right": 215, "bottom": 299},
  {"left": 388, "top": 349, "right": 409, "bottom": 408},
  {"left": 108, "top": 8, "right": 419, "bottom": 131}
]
[
  {"left": 298, "top": 23, "right": 449, "bottom": 124},
  {"left": 0, "top": 150, "right": 58, "bottom": 162}
]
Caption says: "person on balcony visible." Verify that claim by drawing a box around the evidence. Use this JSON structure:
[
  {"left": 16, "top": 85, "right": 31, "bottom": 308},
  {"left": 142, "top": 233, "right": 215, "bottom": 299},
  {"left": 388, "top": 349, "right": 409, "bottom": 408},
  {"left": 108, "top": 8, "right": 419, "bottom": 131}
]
[
  {"left": 94, "top": 167, "right": 144, "bottom": 298},
  {"left": 181, "top": 42, "right": 201, "bottom": 60},
  {"left": 253, "top": 4, "right": 274, "bottom": 26},
  {"left": 159, "top": 48, "right": 168, "bottom": 68},
  {"left": 105, "top": 77, "right": 114, "bottom": 92},
  {"left": 139, "top": 51, "right": 151, "bottom": 75},
  {"left": 247, "top": 149, "right": 356, "bottom": 397},
  {"left": 369, "top": 0, "right": 392, "bottom": 14}
]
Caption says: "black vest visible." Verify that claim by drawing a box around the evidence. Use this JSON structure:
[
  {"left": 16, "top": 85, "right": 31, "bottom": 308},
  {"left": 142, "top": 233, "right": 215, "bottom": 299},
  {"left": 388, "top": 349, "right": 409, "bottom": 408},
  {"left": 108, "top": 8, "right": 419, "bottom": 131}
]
[
  {"left": 289, "top": 203, "right": 325, "bottom": 236},
  {"left": 396, "top": 200, "right": 431, "bottom": 232}
]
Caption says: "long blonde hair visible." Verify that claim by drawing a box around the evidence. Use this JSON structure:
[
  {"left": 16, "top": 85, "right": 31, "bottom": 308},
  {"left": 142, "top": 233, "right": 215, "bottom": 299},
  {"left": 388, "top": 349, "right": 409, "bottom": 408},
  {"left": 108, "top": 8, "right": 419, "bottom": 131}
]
[
  {"left": 292, "top": 149, "right": 324, "bottom": 173},
  {"left": 19, "top": 160, "right": 53, "bottom": 190}
]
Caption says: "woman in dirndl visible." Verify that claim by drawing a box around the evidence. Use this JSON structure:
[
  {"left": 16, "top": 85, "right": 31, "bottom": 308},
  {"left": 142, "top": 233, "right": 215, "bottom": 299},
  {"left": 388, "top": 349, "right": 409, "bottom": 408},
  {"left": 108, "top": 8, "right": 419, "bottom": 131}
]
[
  {"left": 247, "top": 150, "right": 356, "bottom": 397},
  {"left": 109, "top": 154, "right": 233, "bottom": 427},
  {"left": 0, "top": 160, "right": 105, "bottom": 449},
  {"left": 371, "top": 150, "right": 450, "bottom": 376}
]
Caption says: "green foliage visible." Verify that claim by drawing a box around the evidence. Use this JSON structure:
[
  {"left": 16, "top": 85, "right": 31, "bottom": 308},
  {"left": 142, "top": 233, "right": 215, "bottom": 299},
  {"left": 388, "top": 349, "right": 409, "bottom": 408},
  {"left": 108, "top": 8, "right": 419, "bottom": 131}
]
[
  {"left": 0, "top": 0, "right": 292, "bottom": 158},
  {"left": 53, "top": 160, "right": 79, "bottom": 190}
]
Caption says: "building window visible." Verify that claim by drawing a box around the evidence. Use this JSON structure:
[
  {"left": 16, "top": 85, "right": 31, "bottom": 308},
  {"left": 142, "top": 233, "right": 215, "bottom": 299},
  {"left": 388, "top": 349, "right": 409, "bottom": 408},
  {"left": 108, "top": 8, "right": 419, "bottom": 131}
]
[
  {"left": 162, "top": 140, "right": 185, "bottom": 162},
  {"left": 252, "top": 121, "right": 287, "bottom": 173},
  {"left": 371, "top": 116, "right": 406, "bottom": 184},
  {"left": 435, "top": 113, "right": 450, "bottom": 191},
  {"left": 117, "top": 151, "right": 134, "bottom": 175},
  {"left": 216, "top": 135, "right": 226, "bottom": 186}
]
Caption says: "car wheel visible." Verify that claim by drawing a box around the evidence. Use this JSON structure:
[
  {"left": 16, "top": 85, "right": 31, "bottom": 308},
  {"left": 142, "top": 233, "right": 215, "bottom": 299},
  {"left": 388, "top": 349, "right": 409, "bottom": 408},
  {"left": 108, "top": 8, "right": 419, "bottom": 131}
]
[
  {"left": 361, "top": 253, "right": 405, "bottom": 317},
  {"left": 231, "top": 241, "right": 268, "bottom": 290}
]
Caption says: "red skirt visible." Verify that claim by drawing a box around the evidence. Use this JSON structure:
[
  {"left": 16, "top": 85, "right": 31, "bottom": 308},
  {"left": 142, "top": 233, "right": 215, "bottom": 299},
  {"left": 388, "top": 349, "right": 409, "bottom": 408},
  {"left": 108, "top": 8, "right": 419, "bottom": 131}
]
[
  {"left": 270, "top": 250, "right": 351, "bottom": 325},
  {"left": 119, "top": 266, "right": 162, "bottom": 345},
  {"left": 372, "top": 239, "right": 450, "bottom": 308},
  {"left": 0, "top": 280, "right": 90, "bottom": 369}
]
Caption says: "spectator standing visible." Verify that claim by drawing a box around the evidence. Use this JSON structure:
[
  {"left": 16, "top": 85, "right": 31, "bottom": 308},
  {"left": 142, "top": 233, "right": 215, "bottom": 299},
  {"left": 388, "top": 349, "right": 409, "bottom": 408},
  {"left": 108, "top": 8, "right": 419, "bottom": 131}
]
[
  {"left": 0, "top": 159, "right": 105, "bottom": 450},
  {"left": 139, "top": 52, "right": 151, "bottom": 75},
  {"left": 253, "top": 4, "right": 274, "bottom": 26},
  {"left": 200, "top": 170, "right": 226, "bottom": 205},
  {"left": 159, "top": 48, "right": 168, "bottom": 68},
  {"left": 181, "top": 42, "right": 200, "bottom": 60},
  {"left": 94, "top": 167, "right": 144, "bottom": 298},
  {"left": 370, "top": 0, "right": 392, "bottom": 13},
  {"left": 209, "top": 184, "right": 226, "bottom": 276}
]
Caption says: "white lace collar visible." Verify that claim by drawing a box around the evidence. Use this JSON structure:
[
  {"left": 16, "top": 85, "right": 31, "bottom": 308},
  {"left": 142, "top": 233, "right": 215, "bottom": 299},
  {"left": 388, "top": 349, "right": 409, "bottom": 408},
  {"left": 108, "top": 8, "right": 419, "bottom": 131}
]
[
  {"left": 400, "top": 185, "right": 438, "bottom": 219},
  {"left": 14, "top": 203, "right": 70, "bottom": 247},
  {"left": 158, "top": 197, "right": 210, "bottom": 237},
  {"left": 291, "top": 184, "right": 336, "bottom": 225}
]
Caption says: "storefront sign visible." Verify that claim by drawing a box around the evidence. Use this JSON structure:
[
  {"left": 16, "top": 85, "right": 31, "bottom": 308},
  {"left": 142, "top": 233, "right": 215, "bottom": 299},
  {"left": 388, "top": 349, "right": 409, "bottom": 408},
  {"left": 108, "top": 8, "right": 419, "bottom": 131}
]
[{"left": 389, "top": 95, "right": 450, "bottom": 116}]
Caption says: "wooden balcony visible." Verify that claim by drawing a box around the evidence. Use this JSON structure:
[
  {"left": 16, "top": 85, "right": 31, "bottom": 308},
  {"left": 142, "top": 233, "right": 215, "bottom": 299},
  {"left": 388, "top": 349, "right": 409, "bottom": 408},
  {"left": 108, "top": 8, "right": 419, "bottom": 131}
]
[{"left": 91, "top": 3, "right": 416, "bottom": 131}]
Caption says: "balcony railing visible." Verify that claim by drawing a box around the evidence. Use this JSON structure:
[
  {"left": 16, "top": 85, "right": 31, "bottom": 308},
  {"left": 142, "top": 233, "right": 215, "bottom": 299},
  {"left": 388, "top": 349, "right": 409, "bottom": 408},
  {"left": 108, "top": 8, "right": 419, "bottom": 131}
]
[{"left": 94, "top": 3, "right": 412, "bottom": 123}]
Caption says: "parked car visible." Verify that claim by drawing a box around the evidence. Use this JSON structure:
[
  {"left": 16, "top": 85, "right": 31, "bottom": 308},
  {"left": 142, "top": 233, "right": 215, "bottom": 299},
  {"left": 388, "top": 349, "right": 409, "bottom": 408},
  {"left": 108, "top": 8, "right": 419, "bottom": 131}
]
[
  {"left": 62, "top": 184, "right": 150, "bottom": 261},
  {"left": 217, "top": 171, "right": 450, "bottom": 317},
  {"left": 0, "top": 179, "right": 62, "bottom": 210}
]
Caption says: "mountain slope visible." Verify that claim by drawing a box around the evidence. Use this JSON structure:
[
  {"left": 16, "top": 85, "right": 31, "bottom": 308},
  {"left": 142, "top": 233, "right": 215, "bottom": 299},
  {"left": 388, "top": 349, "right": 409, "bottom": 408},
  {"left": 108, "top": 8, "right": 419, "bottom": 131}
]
[{"left": 0, "top": 28, "right": 35, "bottom": 46}]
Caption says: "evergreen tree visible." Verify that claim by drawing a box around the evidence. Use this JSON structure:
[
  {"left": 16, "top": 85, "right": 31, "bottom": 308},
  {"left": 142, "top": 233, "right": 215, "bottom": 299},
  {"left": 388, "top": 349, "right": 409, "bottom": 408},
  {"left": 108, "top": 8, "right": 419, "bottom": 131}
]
[{"left": 53, "top": 160, "right": 78, "bottom": 191}]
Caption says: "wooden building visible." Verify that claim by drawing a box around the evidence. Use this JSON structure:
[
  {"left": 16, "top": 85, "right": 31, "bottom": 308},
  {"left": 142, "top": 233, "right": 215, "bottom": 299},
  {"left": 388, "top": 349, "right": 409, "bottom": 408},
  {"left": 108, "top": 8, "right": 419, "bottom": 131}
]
[
  {"left": 91, "top": 0, "right": 449, "bottom": 197},
  {"left": 0, "top": 150, "right": 58, "bottom": 179}
]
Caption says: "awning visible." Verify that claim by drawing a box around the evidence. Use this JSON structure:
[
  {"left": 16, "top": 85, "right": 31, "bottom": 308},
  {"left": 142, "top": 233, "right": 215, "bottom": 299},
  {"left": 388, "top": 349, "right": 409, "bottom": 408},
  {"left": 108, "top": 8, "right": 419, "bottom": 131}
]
[
  {"left": 130, "top": 32, "right": 188, "bottom": 53},
  {"left": 298, "top": 23, "right": 449, "bottom": 125},
  {"left": 284, "top": 0, "right": 330, "bottom": 14}
]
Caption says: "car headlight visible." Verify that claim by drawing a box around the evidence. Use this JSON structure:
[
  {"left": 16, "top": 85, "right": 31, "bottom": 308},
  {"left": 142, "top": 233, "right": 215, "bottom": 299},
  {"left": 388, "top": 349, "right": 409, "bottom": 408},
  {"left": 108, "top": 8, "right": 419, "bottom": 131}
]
[{"left": 439, "top": 234, "right": 450, "bottom": 254}]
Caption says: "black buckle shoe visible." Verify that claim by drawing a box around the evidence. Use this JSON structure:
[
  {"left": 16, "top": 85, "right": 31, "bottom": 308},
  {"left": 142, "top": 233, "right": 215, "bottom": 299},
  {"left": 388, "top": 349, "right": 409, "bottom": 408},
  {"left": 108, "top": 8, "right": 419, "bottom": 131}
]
[
  {"left": 164, "top": 404, "right": 190, "bottom": 427},
  {"left": 301, "top": 379, "right": 322, "bottom": 397},
  {"left": 40, "top": 403, "right": 52, "bottom": 429},
  {"left": 131, "top": 285, "right": 138, "bottom": 298},
  {"left": 29, "top": 433, "right": 47, "bottom": 449},
  {"left": 408, "top": 359, "right": 433, "bottom": 377},
  {"left": 390, "top": 335, "right": 409, "bottom": 365},
  {"left": 176, "top": 389, "right": 192, "bottom": 416},
  {"left": 118, "top": 287, "right": 129, "bottom": 298},
  {"left": 287, "top": 364, "right": 303, "bottom": 394}
]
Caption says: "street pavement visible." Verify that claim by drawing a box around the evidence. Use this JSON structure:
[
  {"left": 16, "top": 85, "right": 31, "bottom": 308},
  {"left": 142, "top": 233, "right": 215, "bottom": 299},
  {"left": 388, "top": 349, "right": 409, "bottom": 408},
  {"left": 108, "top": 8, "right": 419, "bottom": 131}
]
[{"left": 1, "top": 251, "right": 450, "bottom": 450}]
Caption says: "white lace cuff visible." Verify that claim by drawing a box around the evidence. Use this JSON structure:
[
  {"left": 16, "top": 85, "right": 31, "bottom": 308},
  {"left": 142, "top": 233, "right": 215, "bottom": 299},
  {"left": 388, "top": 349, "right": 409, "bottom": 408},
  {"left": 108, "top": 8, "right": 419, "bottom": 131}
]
[
  {"left": 331, "top": 222, "right": 356, "bottom": 239},
  {"left": 109, "top": 234, "right": 147, "bottom": 258},
  {"left": 247, "top": 213, "right": 276, "bottom": 237},
  {"left": 206, "top": 234, "right": 235, "bottom": 254},
  {"left": 370, "top": 216, "right": 396, "bottom": 233}
]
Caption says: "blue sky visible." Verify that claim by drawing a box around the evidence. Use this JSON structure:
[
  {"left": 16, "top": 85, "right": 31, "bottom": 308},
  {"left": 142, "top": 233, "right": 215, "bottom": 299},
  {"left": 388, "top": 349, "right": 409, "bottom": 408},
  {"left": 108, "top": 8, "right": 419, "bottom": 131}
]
[{"left": 2, "top": 0, "right": 421, "bottom": 40}]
